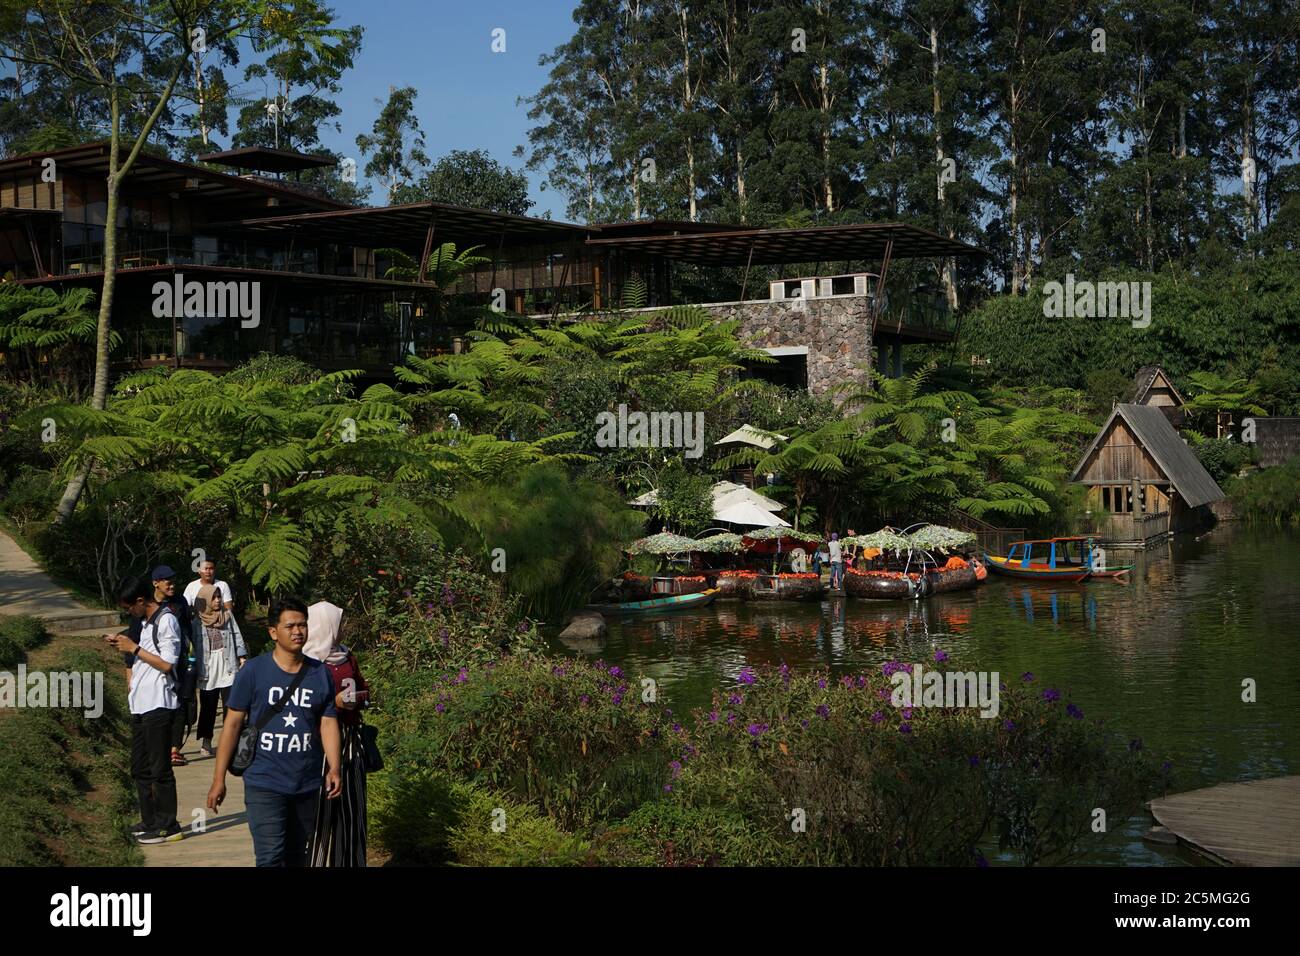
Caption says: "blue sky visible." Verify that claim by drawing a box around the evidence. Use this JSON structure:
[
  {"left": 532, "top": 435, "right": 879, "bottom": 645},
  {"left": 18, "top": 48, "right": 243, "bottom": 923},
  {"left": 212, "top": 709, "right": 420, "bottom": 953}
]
[{"left": 319, "top": 0, "right": 578, "bottom": 218}]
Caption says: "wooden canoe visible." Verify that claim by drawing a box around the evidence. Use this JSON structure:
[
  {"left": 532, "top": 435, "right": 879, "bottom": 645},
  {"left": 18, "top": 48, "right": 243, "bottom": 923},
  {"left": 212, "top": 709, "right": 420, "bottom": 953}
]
[
  {"left": 586, "top": 588, "right": 718, "bottom": 615},
  {"left": 983, "top": 554, "right": 1132, "bottom": 582}
]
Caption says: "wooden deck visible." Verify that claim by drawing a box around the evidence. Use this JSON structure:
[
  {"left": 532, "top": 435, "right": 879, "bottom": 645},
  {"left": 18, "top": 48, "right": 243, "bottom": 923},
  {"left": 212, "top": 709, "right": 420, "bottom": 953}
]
[{"left": 1149, "top": 776, "right": 1300, "bottom": 866}]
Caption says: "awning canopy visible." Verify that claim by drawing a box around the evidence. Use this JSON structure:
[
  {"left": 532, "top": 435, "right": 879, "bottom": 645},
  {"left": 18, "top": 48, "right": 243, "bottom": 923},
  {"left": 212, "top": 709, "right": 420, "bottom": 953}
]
[
  {"left": 715, "top": 500, "right": 790, "bottom": 528},
  {"left": 585, "top": 222, "right": 986, "bottom": 267},
  {"left": 197, "top": 146, "right": 337, "bottom": 174}
]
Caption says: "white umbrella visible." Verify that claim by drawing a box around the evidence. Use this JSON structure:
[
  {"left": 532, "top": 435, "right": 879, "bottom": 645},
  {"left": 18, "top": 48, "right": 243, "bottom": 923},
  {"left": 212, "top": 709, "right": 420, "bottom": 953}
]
[
  {"left": 715, "top": 424, "right": 788, "bottom": 450},
  {"left": 714, "top": 500, "right": 791, "bottom": 528},
  {"left": 712, "top": 482, "right": 785, "bottom": 512}
]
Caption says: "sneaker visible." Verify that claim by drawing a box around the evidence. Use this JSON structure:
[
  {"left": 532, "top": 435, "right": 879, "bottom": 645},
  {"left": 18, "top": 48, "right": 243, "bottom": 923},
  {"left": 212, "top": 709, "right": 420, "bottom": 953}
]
[
  {"left": 129, "top": 820, "right": 149, "bottom": 836},
  {"left": 200, "top": 738, "right": 215, "bottom": 757},
  {"left": 136, "top": 824, "right": 184, "bottom": 845}
]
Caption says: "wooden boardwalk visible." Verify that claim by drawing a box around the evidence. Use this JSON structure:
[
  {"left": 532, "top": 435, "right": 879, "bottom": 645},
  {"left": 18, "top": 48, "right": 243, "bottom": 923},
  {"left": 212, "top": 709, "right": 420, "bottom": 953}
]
[{"left": 1149, "top": 776, "right": 1300, "bottom": 866}]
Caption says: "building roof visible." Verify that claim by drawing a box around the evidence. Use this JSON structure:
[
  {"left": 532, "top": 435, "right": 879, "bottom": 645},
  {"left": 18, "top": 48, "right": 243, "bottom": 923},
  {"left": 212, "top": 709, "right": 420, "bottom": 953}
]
[
  {"left": 196, "top": 146, "right": 336, "bottom": 173},
  {"left": 1071, "top": 403, "right": 1225, "bottom": 507},
  {"left": 0, "top": 142, "right": 347, "bottom": 214},
  {"left": 584, "top": 222, "right": 985, "bottom": 265},
  {"left": 215, "top": 200, "right": 588, "bottom": 250},
  {"left": 1131, "top": 365, "right": 1186, "bottom": 406}
]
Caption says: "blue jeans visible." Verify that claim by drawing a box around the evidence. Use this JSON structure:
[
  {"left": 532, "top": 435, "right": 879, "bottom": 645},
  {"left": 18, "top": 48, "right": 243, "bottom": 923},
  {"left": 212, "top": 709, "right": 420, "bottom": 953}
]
[
  {"left": 830, "top": 561, "right": 843, "bottom": 588},
  {"left": 244, "top": 785, "right": 317, "bottom": 867}
]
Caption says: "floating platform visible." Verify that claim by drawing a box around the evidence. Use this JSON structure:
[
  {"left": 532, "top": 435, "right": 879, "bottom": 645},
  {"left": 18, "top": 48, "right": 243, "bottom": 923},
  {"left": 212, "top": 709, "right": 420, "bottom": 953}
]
[{"left": 1148, "top": 776, "right": 1300, "bottom": 866}]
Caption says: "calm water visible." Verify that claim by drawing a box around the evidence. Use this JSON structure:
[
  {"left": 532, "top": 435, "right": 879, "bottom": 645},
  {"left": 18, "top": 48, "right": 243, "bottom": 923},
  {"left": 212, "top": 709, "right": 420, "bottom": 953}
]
[{"left": 548, "top": 526, "right": 1300, "bottom": 865}]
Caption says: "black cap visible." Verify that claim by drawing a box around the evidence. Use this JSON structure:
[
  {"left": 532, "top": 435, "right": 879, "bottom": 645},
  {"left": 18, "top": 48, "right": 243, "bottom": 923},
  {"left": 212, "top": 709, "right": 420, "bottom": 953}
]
[{"left": 150, "top": 565, "right": 176, "bottom": 581}]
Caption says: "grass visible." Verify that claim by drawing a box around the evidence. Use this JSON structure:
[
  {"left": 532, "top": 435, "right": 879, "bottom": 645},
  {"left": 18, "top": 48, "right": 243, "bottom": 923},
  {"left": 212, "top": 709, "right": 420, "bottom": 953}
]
[{"left": 0, "top": 625, "right": 142, "bottom": 866}]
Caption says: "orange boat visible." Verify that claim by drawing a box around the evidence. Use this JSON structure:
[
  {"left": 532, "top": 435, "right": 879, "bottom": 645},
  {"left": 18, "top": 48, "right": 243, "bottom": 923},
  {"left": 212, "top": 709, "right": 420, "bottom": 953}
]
[{"left": 984, "top": 537, "right": 1132, "bottom": 582}]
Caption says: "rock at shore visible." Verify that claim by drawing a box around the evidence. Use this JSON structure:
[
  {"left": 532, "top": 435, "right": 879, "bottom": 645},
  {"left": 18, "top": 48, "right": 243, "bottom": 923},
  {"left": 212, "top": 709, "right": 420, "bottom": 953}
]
[{"left": 559, "top": 611, "right": 607, "bottom": 646}]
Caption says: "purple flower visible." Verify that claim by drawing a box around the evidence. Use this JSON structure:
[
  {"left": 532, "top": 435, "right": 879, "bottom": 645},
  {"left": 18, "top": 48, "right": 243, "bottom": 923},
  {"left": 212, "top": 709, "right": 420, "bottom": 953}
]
[
  {"left": 899, "top": 723, "right": 912, "bottom": 734},
  {"left": 841, "top": 675, "right": 855, "bottom": 688},
  {"left": 968, "top": 755, "right": 980, "bottom": 767},
  {"left": 1003, "top": 720, "right": 1016, "bottom": 731},
  {"left": 1066, "top": 703, "right": 1083, "bottom": 720},
  {"left": 435, "top": 702, "right": 445, "bottom": 713},
  {"left": 608, "top": 666, "right": 623, "bottom": 678},
  {"left": 738, "top": 667, "right": 757, "bottom": 685},
  {"left": 439, "top": 627, "right": 449, "bottom": 646},
  {"left": 1042, "top": 688, "right": 1061, "bottom": 702},
  {"left": 664, "top": 784, "right": 673, "bottom": 792},
  {"left": 856, "top": 675, "right": 867, "bottom": 689},
  {"left": 454, "top": 668, "right": 469, "bottom": 684},
  {"left": 902, "top": 707, "right": 914, "bottom": 720},
  {"left": 611, "top": 693, "right": 624, "bottom": 705},
  {"left": 672, "top": 723, "right": 682, "bottom": 733},
  {"left": 669, "top": 760, "right": 682, "bottom": 776},
  {"left": 800, "top": 719, "right": 809, "bottom": 728},
  {"left": 747, "top": 722, "right": 769, "bottom": 736},
  {"left": 1021, "top": 672, "right": 1035, "bottom": 683},
  {"left": 815, "top": 704, "right": 830, "bottom": 720},
  {"left": 726, "top": 712, "right": 737, "bottom": 724},
  {"left": 779, "top": 663, "right": 791, "bottom": 684},
  {"left": 708, "top": 710, "right": 719, "bottom": 723},
  {"left": 817, "top": 678, "right": 827, "bottom": 689},
  {"left": 935, "top": 649, "right": 948, "bottom": 663},
  {"left": 551, "top": 665, "right": 566, "bottom": 676},
  {"left": 728, "top": 693, "right": 743, "bottom": 706},
  {"left": 870, "top": 711, "right": 884, "bottom": 723}
]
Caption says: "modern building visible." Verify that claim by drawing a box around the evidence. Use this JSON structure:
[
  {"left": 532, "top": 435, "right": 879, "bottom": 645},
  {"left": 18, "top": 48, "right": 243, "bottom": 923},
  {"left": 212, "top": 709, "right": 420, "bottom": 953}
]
[{"left": 0, "top": 141, "right": 984, "bottom": 395}]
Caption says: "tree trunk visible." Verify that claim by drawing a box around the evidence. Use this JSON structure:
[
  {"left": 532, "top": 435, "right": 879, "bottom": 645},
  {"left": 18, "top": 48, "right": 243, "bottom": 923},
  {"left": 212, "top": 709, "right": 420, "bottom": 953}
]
[{"left": 931, "top": 21, "right": 958, "bottom": 310}]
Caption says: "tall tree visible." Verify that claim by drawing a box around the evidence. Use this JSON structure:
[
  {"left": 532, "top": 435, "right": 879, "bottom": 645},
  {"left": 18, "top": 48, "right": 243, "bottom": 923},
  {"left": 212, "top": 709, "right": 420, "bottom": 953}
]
[
  {"left": 394, "top": 149, "right": 533, "bottom": 215},
  {"left": 356, "top": 85, "right": 428, "bottom": 204}
]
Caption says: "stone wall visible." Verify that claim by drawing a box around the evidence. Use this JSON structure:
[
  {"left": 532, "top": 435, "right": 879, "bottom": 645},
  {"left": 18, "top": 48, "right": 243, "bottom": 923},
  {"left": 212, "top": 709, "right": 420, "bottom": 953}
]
[
  {"left": 698, "top": 295, "right": 875, "bottom": 398},
  {"left": 1251, "top": 417, "right": 1300, "bottom": 468}
]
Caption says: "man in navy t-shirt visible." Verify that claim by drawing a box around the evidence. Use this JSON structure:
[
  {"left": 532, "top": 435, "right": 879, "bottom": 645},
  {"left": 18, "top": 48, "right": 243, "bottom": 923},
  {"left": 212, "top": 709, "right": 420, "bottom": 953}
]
[{"left": 207, "top": 596, "right": 341, "bottom": 866}]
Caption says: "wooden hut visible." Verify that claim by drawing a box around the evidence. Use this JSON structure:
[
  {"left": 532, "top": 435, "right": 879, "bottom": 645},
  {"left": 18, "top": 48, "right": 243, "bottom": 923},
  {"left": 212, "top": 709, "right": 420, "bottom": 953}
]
[
  {"left": 1071, "top": 403, "right": 1225, "bottom": 545},
  {"left": 1130, "top": 365, "right": 1187, "bottom": 427}
]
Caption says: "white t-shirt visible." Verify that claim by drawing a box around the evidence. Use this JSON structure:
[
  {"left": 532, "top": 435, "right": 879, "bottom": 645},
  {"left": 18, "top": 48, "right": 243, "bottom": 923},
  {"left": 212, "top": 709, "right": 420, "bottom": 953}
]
[
  {"left": 128, "top": 608, "right": 181, "bottom": 715},
  {"left": 829, "top": 540, "right": 843, "bottom": 563},
  {"left": 184, "top": 578, "right": 233, "bottom": 607}
]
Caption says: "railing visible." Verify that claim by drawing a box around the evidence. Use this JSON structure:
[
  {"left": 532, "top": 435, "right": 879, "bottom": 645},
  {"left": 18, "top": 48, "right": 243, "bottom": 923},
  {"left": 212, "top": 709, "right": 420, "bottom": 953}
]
[{"left": 60, "top": 236, "right": 381, "bottom": 280}]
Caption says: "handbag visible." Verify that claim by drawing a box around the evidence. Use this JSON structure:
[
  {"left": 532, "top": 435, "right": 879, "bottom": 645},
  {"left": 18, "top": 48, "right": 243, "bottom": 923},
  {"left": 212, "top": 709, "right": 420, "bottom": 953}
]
[
  {"left": 231, "top": 664, "right": 309, "bottom": 777},
  {"left": 358, "top": 720, "right": 383, "bottom": 773}
]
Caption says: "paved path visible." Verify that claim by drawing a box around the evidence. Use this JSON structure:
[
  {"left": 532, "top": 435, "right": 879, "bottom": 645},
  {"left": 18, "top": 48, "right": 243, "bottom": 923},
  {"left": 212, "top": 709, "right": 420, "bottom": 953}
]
[
  {"left": 143, "top": 717, "right": 255, "bottom": 867},
  {"left": 0, "top": 529, "right": 120, "bottom": 631}
]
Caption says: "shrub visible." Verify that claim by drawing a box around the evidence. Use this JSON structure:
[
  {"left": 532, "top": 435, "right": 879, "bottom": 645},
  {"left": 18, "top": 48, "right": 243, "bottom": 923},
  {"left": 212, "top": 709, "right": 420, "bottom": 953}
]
[
  {"left": 1194, "top": 437, "right": 1253, "bottom": 484},
  {"left": 590, "top": 801, "right": 796, "bottom": 866},
  {"left": 369, "top": 769, "right": 588, "bottom": 866},
  {"left": 1228, "top": 456, "right": 1300, "bottom": 526},
  {"left": 382, "top": 655, "right": 671, "bottom": 831},
  {"left": 0, "top": 615, "right": 49, "bottom": 668}
]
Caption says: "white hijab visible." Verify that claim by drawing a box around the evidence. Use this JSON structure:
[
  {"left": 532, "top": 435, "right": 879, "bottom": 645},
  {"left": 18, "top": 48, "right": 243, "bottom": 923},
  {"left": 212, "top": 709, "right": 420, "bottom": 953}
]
[{"left": 304, "top": 601, "right": 349, "bottom": 665}]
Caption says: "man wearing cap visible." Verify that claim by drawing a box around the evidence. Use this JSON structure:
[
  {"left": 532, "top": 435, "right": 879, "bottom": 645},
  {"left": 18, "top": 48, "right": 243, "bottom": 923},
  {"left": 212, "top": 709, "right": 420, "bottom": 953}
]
[{"left": 122, "top": 566, "right": 198, "bottom": 766}]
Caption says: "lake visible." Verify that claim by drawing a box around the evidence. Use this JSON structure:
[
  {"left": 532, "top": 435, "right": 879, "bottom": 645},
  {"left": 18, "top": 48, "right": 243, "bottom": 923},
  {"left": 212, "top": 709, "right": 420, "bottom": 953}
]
[{"left": 549, "top": 525, "right": 1300, "bottom": 865}]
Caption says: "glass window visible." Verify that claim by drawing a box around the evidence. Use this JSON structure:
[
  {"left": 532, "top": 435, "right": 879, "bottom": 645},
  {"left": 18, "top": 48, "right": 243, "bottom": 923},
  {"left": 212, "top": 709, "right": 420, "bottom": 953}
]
[{"left": 63, "top": 177, "right": 86, "bottom": 223}]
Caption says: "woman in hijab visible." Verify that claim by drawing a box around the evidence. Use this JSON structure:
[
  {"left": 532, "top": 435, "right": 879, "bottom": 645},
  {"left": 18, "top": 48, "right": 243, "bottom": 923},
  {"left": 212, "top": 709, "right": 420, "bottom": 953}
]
[
  {"left": 304, "top": 601, "right": 371, "bottom": 867},
  {"left": 193, "top": 584, "right": 248, "bottom": 756}
]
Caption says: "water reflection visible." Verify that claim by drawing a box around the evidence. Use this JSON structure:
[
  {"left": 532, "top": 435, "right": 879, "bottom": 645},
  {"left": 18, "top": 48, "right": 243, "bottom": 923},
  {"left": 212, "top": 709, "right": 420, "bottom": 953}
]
[{"left": 547, "top": 526, "right": 1300, "bottom": 866}]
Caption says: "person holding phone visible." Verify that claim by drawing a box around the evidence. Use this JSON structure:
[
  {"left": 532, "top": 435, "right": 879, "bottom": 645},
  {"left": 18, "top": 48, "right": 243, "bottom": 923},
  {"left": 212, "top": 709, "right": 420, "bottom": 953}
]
[
  {"left": 105, "top": 575, "right": 183, "bottom": 845},
  {"left": 207, "top": 597, "right": 341, "bottom": 867}
]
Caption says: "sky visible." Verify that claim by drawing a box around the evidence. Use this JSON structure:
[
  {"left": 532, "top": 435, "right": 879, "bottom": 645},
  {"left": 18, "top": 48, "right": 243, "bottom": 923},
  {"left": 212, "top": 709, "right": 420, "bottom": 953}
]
[{"left": 316, "top": 0, "right": 579, "bottom": 218}]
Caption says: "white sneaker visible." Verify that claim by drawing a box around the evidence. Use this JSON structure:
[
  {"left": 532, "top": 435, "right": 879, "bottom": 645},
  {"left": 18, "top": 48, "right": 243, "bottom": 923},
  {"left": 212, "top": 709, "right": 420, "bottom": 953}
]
[{"left": 200, "top": 738, "right": 215, "bottom": 756}]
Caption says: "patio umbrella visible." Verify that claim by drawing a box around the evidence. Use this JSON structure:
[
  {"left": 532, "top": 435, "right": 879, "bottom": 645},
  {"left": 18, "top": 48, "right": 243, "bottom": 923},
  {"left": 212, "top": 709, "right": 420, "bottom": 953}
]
[
  {"left": 715, "top": 500, "right": 791, "bottom": 528},
  {"left": 714, "top": 425, "right": 788, "bottom": 450},
  {"left": 712, "top": 481, "right": 785, "bottom": 512}
]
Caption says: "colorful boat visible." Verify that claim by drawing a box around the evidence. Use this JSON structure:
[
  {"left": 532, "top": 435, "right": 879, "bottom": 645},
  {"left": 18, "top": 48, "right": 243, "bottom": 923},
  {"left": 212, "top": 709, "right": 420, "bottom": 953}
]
[
  {"left": 586, "top": 588, "right": 719, "bottom": 615},
  {"left": 984, "top": 537, "right": 1132, "bottom": 582}
]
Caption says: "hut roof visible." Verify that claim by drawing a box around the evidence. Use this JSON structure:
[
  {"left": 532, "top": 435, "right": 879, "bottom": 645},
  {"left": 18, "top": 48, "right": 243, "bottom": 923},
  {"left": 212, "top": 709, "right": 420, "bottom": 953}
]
[
  {"left": 1131, "top": 365, "right": 1186, "bottom": 406},
  {"left": 1071, "top": 404, "right": 1225, "bottom": 507}
]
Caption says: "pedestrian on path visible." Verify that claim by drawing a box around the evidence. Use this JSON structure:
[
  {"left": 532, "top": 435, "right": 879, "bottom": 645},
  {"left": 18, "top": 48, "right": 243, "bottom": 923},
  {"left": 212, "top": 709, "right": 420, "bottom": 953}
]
[
  {"left": 207, "top": 597, "right": 342, "bottom": 867},
  {"left": 192, "top": 584, "right": 247, "bottom": 756},
  {"left": 305, "top": 601, "right": 372, "bottom": 867},
  {"left": 152, "top": 566, "right": 197, "bottom": 767},
  {"left": 106, "top": 575, "right": 183, "bottom": 845},
  {"left": 184, "top": 559, "right": 234, "bottom": 607}
]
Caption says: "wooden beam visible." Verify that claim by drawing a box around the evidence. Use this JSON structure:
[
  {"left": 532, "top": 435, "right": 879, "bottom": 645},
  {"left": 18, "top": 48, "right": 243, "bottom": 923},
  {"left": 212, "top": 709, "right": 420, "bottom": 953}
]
[
  {"left": 870, "top": 239, "right": 894, "bottom": 338},
  {"left": 417, "top": 214, "right": 436, "bottom": 283},
  {"left": 739, "top": 238, "right": 756, "bottom": 300}
]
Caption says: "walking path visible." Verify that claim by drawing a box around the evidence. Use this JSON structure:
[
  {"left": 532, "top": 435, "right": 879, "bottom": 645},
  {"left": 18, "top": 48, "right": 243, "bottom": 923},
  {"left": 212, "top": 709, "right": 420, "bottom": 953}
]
[
  {"left": 144, "top": 720, "right": 255, "bottom": 867},
  {"left": 0, "top": 529, "right": 120, "bottom": 632}
]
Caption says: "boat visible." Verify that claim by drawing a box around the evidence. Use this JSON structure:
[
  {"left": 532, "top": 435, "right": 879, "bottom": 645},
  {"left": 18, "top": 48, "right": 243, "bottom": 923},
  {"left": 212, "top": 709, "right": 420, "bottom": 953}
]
[
  {"left": 983, "top": 537, "right": 1132, "bottom": 582},
  {"left": 844, "top": 560, "right": 983, "bottom": 601},
  {"left": 586, "top": 588, "right": 719, "bottom": 615}
]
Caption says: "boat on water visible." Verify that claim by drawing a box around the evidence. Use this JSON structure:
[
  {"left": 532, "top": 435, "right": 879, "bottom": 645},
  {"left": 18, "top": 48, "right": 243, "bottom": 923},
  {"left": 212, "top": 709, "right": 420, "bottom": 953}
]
[
  {"left": 984, "top": 537, "right": 1132, "bottom": 582},
  {"left": 586, "top": 588, "right": 719, "bottom": 615},
  {"left": 844, "top": 558, "right": 985, "bottom": 601}
]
